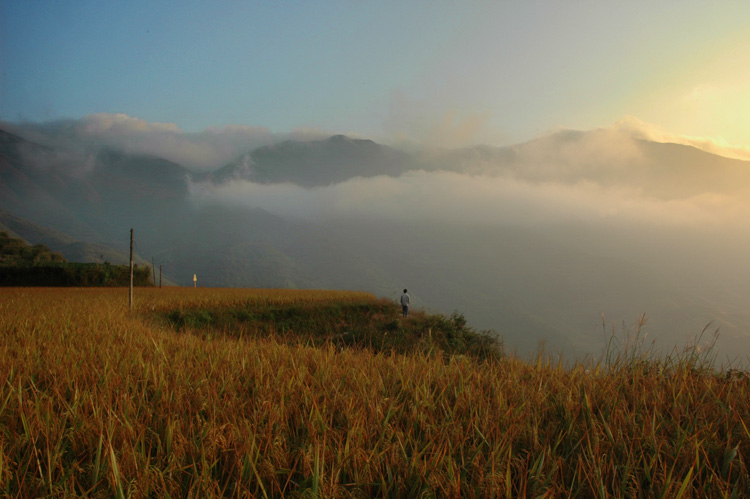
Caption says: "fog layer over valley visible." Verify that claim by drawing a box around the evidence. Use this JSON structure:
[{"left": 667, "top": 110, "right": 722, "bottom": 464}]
[{"left": 3, "top": 117, "right": 750, "bottom": 362}]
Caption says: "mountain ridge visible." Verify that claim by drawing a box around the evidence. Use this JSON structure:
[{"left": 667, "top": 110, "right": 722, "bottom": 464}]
[
  {"left": 210, "top": 133, "right": 416, "bottom": 186},
  {"left": 3, "top": 123, "right": 750, "bottom": 359}
]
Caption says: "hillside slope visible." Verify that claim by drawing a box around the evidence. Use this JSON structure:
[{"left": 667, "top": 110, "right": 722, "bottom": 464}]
[{"left": 0, "top": 210, "right": 136, "bottom": 265}]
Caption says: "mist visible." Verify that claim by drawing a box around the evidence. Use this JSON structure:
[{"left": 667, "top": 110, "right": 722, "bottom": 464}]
[
  {"left": 190, "top": 169, "right": 749, "bottom": 230},
  {"left": 3, "top": 114, "right": 331, "bottom": 171},
  {"left": 4, "top": 115, "right": 750, "bottom": 364},
  {"left": 189, "top": 120, "right": 750, "bottom": 241}
]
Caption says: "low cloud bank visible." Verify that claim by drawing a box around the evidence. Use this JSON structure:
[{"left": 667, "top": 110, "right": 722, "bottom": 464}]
[
  {"left": 5, "top": 113, "right": 331, "bottom": 170},
  {"left": 190, "top": 117, "right": 750, "bottom": 232},
  {"left": 189, "top": 168, "right": 750, "bottom": 231}
]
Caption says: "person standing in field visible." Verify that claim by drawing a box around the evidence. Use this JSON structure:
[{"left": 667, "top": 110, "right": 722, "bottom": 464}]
[{"left": 400, "top": 289, "right": 410, "bottom": 317}]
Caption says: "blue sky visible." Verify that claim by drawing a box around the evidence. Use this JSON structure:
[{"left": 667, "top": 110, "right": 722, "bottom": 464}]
[{"left": 2, "top": 0, "right": 750, "bottom": 147}]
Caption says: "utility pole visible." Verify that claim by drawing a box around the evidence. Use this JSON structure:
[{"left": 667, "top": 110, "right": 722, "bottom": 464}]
[
  {"left": 129, "top": 229, "right": 134, "bottom": 312},
  {"left": 159, "top": 265, "right": 162, "bottom": 288}
]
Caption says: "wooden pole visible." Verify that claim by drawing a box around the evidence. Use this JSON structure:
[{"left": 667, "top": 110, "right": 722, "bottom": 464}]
[
  {"left": 129, "top": 229, "right": 134, "bottom": 311},
  {"left": 159, "top": 265, "right": 162, "bottom": 288}
]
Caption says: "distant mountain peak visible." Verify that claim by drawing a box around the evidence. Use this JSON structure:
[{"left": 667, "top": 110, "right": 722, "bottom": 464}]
[
  {"left": 210, "top": 135, "right": 414, "bottom": 187},
  {"left": 325, "top": 134, "right": 375, "bottom": 146}
]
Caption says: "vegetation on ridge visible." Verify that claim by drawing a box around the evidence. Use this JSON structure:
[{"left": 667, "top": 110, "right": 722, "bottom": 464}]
[
  {"left": 0, "top": 287, "right": 748, "bottom": 497},
  {"left": 0, "top": 230, "right": 65, "bottom": 266},
  {"left": 158, "top": 294, "right": 500, "bottom": 361},
  {"left": 0, "top": 231, "right": 152, "bottom": 287}
]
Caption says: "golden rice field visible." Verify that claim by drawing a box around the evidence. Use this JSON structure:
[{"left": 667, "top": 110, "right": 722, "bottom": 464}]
[{"left": 1, "top": 287, "right": 749, "bottom": 497}]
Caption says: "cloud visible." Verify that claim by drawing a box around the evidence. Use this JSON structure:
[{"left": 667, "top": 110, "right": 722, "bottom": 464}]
[
  {"left": 80, "top": 113, "right": 181, "bottom": 135},
  {"left": 613, "top": 115, "right": 750, "bottom": 162},
  {"left": 189, "top": 114, "right": 750, "bottom": 233},
  {"left": 382, "top": 90, "right": 501, "bottom": 149},
  {"left": 6, "top": 113, "right": 333, "bottom": 170},
  {"left": 189, "top": 168, "right": 749, "bottom": 231},
  {"left": 74, "top": 113, "right": 274, "bottom": 169},
  {"left": 420, "top": 111, "right": 492, "bottom": 149},
  {"left": 9, "top": 113, "right": 750, "bottom": 229}
]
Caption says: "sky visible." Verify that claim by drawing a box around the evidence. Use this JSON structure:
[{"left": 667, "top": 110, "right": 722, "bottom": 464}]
[
  {"left": 4, "top": 0, "right": 750, "bottom": 360},
  {"left": 2, "top": 0, "right": 750, "bottom": 149}
]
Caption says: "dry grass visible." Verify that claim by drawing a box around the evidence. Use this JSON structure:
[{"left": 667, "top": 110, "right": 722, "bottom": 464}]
[{"left": 1, "top": 287, "right": 749, "bottom": 497}]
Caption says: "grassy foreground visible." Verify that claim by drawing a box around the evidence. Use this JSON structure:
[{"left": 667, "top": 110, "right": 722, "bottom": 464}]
[{"left": 1, "top": 287, "right": 749, "bottom": 497}]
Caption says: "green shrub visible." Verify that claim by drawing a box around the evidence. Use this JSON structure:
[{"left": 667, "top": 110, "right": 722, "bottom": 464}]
[{"left": 162, "top": 300, "right": 503, "bottom": 361}]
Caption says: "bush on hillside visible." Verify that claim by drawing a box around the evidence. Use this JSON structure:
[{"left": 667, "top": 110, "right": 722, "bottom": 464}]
[{"left": 163, "top": 300, "right": 503, "bottom": 361}]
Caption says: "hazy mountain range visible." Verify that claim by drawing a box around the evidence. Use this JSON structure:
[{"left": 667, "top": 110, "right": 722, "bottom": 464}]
[{"left": 3, "top": 122, "right": 750, "bottom": 363}]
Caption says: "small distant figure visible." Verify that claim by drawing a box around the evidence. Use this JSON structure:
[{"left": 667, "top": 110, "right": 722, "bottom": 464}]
[{"left": 400, "top": 289, "right": 410, "bottom": 317}]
